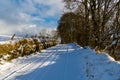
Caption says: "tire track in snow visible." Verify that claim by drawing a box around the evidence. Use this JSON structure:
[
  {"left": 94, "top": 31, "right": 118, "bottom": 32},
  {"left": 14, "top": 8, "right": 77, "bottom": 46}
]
[
  {"left": 63, "top": 47, "right": 69, "bottom": 80},
  {"left": 36, "top": 50, "right": 61, "bottom": 80},
  {"left": 2, "top": 46, "right": 62, "bottom": 80}
]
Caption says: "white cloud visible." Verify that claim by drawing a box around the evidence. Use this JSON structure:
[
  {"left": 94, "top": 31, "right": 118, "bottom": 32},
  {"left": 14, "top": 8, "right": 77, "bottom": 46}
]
[
  {"left": 34, "top": 0, "right": 64, "bottom": 17},
  {"left": 0, "top": 20, "right": 13, "bottom": 34},
  {"left": 0, "top": 20, "right": 41, "bottom": 35},
  {"left": 0, "top": 0, "right": 64, "bottom": 35},
  {"left": 29, "top": 24, "right": 37, "bottom": 28}
]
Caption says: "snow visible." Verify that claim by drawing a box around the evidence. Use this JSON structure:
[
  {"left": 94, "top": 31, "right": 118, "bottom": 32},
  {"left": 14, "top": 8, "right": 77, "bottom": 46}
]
[
  {"left": 0, "top": 35, "right": 22, "bottom": 44},
  {"left": 78, "top": 47, "right": 120, "bottom": 80},
  {"left": 112, "top": 40, "right": 116, "bottom": 45},
  {"left": 0, "top": 35, "right": 13, "bottom": 42},
  {"left": 0, "top": 43, "right": 120, "bottom": 80}
]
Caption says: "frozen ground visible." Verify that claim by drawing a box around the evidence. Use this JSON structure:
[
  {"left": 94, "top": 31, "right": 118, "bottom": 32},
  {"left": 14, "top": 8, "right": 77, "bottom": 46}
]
[{"left": 0, "top": 43, "right": 120, "bottom": 80}]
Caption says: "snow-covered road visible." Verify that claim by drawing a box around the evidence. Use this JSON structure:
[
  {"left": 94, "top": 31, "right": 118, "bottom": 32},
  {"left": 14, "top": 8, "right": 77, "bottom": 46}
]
[
  {"left": 1, "top": 43, "right": 120, "bottom": 80},
  {"left": 0, "top": 44, "right": 82, "bottom": 80}
]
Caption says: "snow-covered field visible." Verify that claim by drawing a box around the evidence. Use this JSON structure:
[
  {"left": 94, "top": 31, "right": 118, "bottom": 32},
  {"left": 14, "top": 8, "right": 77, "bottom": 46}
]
[
  {"left": 0, "top": 35, "right": 22, "bottom": 44},
  {"left": 0, "top": 43, "right": 120, "bottom": 80}
]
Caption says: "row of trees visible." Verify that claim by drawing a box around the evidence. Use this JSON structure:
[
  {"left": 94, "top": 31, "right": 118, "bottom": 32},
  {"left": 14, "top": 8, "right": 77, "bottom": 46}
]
[{"left": 58, "top": 0, "right": 120, "bottom": 60}]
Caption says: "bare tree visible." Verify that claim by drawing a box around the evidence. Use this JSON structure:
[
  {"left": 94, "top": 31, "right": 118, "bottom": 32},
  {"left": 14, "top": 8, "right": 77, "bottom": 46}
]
[{"left": 59, "top": 0, "right": 120, "bottom": 60}]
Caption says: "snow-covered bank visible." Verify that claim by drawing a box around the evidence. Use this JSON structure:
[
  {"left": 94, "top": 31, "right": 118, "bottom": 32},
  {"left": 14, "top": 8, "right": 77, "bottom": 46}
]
[
  {"left": 78, "top": 46, "right": 120, "bottom": 80},
  {"left": 0, "top": 43, "right": 120, "bottom": 80}
]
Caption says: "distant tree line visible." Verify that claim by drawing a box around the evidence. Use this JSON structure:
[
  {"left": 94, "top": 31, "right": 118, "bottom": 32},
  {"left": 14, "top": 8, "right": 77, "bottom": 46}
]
[{"left": 57, "top": 0, "right": 120, "bottom": 60}]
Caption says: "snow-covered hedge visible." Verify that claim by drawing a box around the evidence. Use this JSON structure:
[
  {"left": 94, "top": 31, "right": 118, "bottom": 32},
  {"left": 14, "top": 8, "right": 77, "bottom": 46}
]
[{"left": 0, "top": 38, "right": 57, "bottom": 62}]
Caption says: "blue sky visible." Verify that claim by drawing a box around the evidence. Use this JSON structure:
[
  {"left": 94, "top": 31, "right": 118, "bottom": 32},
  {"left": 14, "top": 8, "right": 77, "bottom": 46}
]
[{"left": 0, "top": 0, "right": 64, "bottom": 35}]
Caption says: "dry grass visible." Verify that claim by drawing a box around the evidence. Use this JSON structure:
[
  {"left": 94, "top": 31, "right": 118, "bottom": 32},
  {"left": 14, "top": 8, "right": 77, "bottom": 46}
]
[
  {"left": 0, "top": 44, "right": 15, "bottom": 55},
  {"left": 0, "top": 38, "right": 57, "bottom": 61}
]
